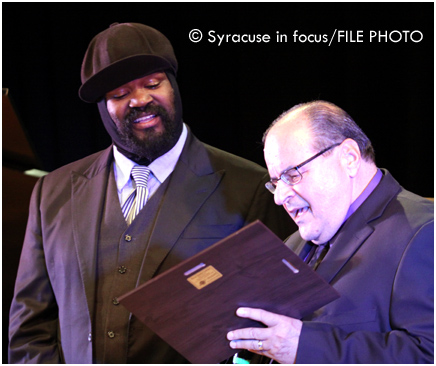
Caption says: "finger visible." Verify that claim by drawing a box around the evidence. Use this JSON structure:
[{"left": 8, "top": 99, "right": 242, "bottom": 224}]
[
  {"left": 236, "top": 307, "right": 281, "bottom": 327},
  {"left": 229, "top": 339, "right": 269, "bottom": 352},
  {"left": 227, "top": 326, "right": 268, "bottom": 341}
]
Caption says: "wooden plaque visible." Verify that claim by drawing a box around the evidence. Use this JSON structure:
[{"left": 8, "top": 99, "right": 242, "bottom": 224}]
[{"left": 118, "top": 220, "right": 340, "bottom": 364}]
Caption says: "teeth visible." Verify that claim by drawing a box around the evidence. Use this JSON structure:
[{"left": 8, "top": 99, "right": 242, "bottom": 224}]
[
  {"left": 295, "top": 207, "right": 308, "bottom": 219},
  {"left": 134, "top": 114, "right": 156, "bottom": 123}
]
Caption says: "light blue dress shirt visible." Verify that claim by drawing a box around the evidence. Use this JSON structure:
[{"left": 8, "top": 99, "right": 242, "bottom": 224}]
[{"left": 113, "top": 123, "right": 188, "bottom": 207}]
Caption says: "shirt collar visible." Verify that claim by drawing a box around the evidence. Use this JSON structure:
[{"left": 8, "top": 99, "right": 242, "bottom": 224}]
[
  {"left": 343, "top": 168, "right": 383, "bottom": 222},
  {"left": 149, "top": 123, "right": 187, "bottom": 183},
  {"left": 113, "top": 123, "right": 188, "bottom": 190}
]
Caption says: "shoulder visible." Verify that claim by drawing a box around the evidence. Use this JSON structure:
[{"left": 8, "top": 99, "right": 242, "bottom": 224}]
[
  {"left": 181, "top": 129, "right": 269, "bottom": 180},
  {"left": 203, "top": 143, "right": 267, "bottom": 175},
  {"left": 366, "top": 169, "right": 433, "bottom": 227},
  {"left": 393, "top": 189, "right": 434, "bottom": 238},
  {"left": 40, "top": 147, "right": 113, "bottom": 185},
  {"left": 364, "top": 171, "right": 434, "bottom": 259},
  {"left": 385, "top": 181, "right": 434, "bottom": 228},
  {"left": 397, "top": 188, "right": 433, "bottom": 215}
]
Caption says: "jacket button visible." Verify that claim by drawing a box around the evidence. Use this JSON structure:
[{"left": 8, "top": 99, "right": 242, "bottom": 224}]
[
  {"left": 118, "top": 266, "right": 127, "bottom": 274},
  {"left": 124, "top": 234, "right": 132, "bottom": 242},
  {"left": 108, "top": 331, "right": 115, "bottom": 338},
  {"left": 112, "top": 298, "right": 120, "bottom": 305},
  {"left": 88, "top": 332, "right": 92, "bottom": 342}
]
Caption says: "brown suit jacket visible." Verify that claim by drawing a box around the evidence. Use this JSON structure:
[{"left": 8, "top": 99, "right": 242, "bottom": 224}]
[{"left": 9, "top": 129, "right": 295, "bottom": 363}]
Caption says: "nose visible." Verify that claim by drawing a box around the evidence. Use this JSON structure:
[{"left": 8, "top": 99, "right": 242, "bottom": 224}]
[
  {"left": 129, "top": 88, "right": 153, "bottom": 108},
  {"left": 274, "top": 180, "right": 296, "bottom": 206}
]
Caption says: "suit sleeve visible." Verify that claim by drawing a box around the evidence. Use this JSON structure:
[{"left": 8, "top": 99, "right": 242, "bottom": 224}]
[
  {"left": 296, "top": 220, "right": 434, "bottom": 363},
  {"left": 244, "top": 172, "right": 296, "bottom": 241},
  {"left": 8, "top": 177, "right": 63, "bottom": 363}
]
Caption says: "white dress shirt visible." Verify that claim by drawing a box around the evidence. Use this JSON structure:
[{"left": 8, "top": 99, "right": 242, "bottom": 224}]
[{"left": 113, "top": 123, "right": 188, "bottom": 207}]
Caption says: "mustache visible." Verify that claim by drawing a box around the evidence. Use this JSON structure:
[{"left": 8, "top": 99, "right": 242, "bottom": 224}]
[{"left": 124, "top": 104, "right": 167, "bottom": 124}]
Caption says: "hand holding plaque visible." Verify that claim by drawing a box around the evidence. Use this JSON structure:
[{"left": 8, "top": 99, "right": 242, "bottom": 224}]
[{"left": 118, "top": 220, "right": 339, "bottom": 364}]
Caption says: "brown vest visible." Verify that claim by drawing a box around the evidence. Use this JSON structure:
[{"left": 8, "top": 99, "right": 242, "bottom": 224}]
[{"left": 93, "top": 168, "right": 173, "bottom": 363}]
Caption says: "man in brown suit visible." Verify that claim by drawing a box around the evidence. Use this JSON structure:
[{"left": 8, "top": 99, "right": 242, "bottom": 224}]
[{"left": 8, "top": 23, "right": 294, "bottom": 363}]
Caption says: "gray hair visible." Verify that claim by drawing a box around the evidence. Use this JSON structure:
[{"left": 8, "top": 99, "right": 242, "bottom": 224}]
[{"left": 263, "top": 100, "right": 375, "bottom": 163}]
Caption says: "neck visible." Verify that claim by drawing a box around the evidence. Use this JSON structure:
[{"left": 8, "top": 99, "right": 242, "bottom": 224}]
[
  {"left": 352, "top": 161, "right": 378, "bottom": 202},
  {"left": 114, "top": 143, "right": 151, "bottom": 166}
]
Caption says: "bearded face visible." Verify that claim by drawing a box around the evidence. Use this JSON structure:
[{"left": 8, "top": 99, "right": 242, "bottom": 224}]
[
  {"left": 105, "top": 72, "right": 182, "bottom": 163},
  {"left": 114, "top": 100, "right": 181, "bottom": 162}
]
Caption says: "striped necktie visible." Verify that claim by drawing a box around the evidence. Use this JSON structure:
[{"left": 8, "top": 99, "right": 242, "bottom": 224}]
[{"left": 122, "top": 165, "right": 151, "bottom": 225}]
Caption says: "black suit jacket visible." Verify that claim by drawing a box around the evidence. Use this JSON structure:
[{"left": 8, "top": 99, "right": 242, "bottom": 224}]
[
  {"left": 286, "top": 170, "right": 434, "bottom": 363},
  {"left": 9, "top": 129, "right": 295, "bottom": 363}
]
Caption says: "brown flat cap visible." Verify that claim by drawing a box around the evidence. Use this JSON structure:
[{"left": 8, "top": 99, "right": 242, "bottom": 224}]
[{"left": 79, "top": 22, "right": 178, "bottom": 103}]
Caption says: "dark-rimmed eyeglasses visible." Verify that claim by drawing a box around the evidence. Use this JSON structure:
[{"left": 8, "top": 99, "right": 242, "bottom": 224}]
[{"left": 265, "top": 143, "right": 341, "bottom": 194}]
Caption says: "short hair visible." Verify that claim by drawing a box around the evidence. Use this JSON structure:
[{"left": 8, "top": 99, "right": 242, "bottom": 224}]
[{"left": 263, "top": 100, "right": 375, "bottom": 163}]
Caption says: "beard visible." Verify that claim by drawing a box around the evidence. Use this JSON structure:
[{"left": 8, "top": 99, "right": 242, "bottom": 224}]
[{"left": 114, "top": 100, "right": 182, "bottom": 163}]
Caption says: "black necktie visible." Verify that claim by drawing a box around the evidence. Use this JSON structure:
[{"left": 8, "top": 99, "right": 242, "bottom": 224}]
[{"left": 307, "top": 242, "right": 330, "bottom": 270}]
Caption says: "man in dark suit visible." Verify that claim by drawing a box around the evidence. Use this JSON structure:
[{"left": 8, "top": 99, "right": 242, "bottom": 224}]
[
  {"left": 8, "top": 23, "right": 294, "bottom": 363},
  {"left": 227, "top": 100, "right": 433, "bottom": 363}
]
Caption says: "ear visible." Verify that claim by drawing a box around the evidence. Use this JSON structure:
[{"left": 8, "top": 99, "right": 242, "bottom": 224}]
[{"left": 339, "top": 138, "right": 361, "bottom": 178}]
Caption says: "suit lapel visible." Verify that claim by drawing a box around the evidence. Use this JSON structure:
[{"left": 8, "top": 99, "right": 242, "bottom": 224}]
[
  {"left": 315, "top": 211, "right": 374, "bottom": 282},
  {"left": 313, "top": 170, "right": 401, "bottom": 283},
  {"left": 71, "top": 147, "right": 113, "bottom": 318},
  {"left": 138, "top": 132, "right": 224, "bottom": 282}
]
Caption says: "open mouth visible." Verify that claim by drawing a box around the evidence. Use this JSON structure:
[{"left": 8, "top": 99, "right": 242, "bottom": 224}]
[{"left": 291, "top": 206, "right": 309, "bottom": 221}]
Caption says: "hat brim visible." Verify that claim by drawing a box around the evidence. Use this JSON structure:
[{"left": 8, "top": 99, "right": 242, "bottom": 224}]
[{"left": 78, "top": 54, "right": 173, "bottom": 103}]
